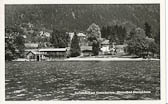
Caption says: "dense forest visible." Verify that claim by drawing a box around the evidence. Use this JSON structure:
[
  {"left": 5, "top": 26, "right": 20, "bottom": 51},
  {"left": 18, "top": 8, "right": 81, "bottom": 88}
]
[{"left": 5, "top": 4, "right": 160, "bottom": 33}]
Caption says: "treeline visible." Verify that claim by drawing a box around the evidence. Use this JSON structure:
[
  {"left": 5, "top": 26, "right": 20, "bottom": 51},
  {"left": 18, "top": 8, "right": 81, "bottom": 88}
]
[
  {"left": 100, "top": 22, "right": 160, "bottom": 58},
  {"left": 101, "top": 25, "right": 127, "bottom": 44},
  {"left": 5, "top": 22, "right": 160, "bottom": 61},
  {"left": 50, "top": 29, "right": 70, "bottom": 48}
]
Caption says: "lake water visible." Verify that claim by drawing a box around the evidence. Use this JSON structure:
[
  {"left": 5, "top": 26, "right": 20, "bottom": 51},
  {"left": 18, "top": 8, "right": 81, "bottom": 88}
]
[{"left": 5, "top": 61, "right": 160, "bottom": 100}]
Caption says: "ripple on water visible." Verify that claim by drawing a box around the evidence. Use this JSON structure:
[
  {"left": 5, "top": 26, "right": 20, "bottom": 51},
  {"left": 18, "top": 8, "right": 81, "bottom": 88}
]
[
  {"left": 13, "top": 89, "right": 27, "bottom": 94},
  {"left": 16, "top": 94, "right": 26, "bottom": 97}
]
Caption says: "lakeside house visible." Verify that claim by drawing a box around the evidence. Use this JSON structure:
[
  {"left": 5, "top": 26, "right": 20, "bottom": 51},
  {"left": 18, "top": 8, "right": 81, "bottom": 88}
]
[
  {"left": 26, "top": 51, "right": 41, "bottom": 61},
  {"left": 26, "top": 48, "right": 67, "bottom": 61},
  {"left": 24, "top": 49, "right": 39, "bottom": 56},
  {"left": 68, "top": 32, "right": 88, "bottom": 46},
  {"left": 39, "top": 48, "right": 67, "bottom": 60},
  {"left": 100, "top": 39, "right": 110, "bottom": 55},
  {"left": 77, "top": 33, "right": 88, "bottom": 46}
]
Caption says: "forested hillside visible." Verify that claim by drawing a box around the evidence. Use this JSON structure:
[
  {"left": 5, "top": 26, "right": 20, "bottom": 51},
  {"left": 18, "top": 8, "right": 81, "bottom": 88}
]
[{"left": 5, "top": 4, "right": 160, "bottom": 33}]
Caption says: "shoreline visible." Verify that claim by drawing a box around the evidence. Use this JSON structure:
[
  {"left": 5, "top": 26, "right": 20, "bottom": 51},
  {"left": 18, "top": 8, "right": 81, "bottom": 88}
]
[
  {"left": 12, "top": 57, "right": 160, "bottom": 62},
  {"left": 64, "top": 57, "right": 160, "bottom": 61}
]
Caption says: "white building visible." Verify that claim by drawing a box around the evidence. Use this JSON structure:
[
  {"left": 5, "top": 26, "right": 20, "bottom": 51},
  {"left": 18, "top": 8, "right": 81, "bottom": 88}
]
[{"left": 100, "top": 40, "right": 110, "bottom": 54}]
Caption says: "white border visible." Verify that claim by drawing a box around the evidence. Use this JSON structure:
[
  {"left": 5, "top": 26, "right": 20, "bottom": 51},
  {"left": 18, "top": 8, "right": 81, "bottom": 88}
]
[
  {"left": 166, "top": 0, "right": 168, "bottom": 103},
  {"left": 0, "top": 0, "right": 166, "bottom": 104},
  {"left": 2, "top": 0, "right": 161, "bottom": 4}
]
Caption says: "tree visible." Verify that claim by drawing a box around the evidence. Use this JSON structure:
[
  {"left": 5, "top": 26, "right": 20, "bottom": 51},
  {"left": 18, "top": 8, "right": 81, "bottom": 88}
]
[
  {"left": 87, "top": 23, "right": 101, "bottom": 39},
  {"left": 70, "top": 32, "right": 81, "bottom": 57},
  {"left": 127, "top": 27, "right": 158, "bottom": 58},
  {"left": 14, "top": 34, "right": 25, "bottom": 57},
  {"left": 50, "top": 29, "right": 69, "bottom": 48},
  {"left": 101, "top": 26, "right": 107, "bottom": 39},
  {"left": 5, "top": 26, "right": 25, "bottom": 60},
  {"left": 144, "top": 22, "right": 152, "bottom": 38},
  {"left": 126, "top": 28, "right": 136, "bottom": 40},
  {"left": 127, "top": 28, "right": 148, "bottom": 58},
  {"left": 5, "top": 37, "right": 17, "bottom": 61},
  {"left": 87, "top": 23, "right": 101, "bottom": 55},
  {"left": 92, "top": 39, "right": 100, "bottom": 56},
  {"left": 154, "top": 31, "right": 160, "bottom": 57},
  {"left": 146, "top": 37, "right": 157, "bottom": 56},
  {"left": 127, "top": 36, "right": 148, "bottom": 58},
  {"left": 154, "top": 31, "right": 160, "bottom": 45}
]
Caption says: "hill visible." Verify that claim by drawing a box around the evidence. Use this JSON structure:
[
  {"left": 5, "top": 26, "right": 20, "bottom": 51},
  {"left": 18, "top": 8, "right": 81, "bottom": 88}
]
[{"left": 5, "top": 4, "right": 160, "bottom": 33}]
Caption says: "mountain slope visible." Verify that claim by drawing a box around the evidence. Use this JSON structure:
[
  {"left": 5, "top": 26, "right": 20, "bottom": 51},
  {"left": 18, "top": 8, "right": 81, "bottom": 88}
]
[{"left": 5, "top": 4, "right": 160, "bottom": 33}]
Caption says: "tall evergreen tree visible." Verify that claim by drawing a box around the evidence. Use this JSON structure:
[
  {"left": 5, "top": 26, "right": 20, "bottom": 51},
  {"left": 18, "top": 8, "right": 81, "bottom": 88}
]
[
  {"left": 70, "top": 33, "right": 81, "bottom": 57},
  {"left": 101, "top": 26, "right": 107, "bottom": 39},
  {"left": 14, "top": 34, "right": 25, "bottom": 57},
  {"left": 92, "top": 39, "right": 99, "bottom": 56}
]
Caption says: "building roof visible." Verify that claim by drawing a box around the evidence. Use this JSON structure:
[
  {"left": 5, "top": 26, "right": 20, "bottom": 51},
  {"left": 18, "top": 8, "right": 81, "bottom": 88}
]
[
  {"left": 101, "top": 40, "right": 109, "bottom": 45},
  {"left": 25, "top": 49, "right": 39, "bottom": 52},
  {"left": 39, "top": 48, "right": 67, "bottom": 52},
  {"left": 81, "top": 46, "right": 92, "bottom": 51},
  {"left": 26, "top": 51, "right": 41, "bottom": 55},
  {"left": 24, "top": 43, "right": 39, "bottom": 48},
  {"left": 39, "top": 31, "right": 50, "bottom": 37},
  {"left": 115, "top": 44, "right": 127, "bottom": 49},
  {"left": 68, "top": 32, "right": 86, "bottom": 40},
  {"left": 77, "top": 33, "right": 86, "bottom": 37}
]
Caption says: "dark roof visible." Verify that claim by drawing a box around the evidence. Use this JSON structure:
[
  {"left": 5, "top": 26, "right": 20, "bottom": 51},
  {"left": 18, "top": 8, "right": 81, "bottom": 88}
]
[{"left": 82, "top": 50, "right": 92, "bottom": 52}]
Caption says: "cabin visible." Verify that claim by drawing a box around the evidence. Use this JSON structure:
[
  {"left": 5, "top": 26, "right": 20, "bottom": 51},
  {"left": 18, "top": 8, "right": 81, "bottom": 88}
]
[
  {"left": 39, "top": 48, "right": 67, "bottom": 60},
  {"left": 26, "top": 51, "right": 42, "bottom": 61},
  {"left": 25, "top": 48, "right": 67, "bottom": 61}
]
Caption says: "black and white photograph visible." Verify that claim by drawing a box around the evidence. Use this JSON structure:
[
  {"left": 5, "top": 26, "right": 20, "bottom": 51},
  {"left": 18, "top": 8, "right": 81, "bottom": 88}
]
[{"left": 1, "top": 0, "right": 167, "bottom": 103}]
